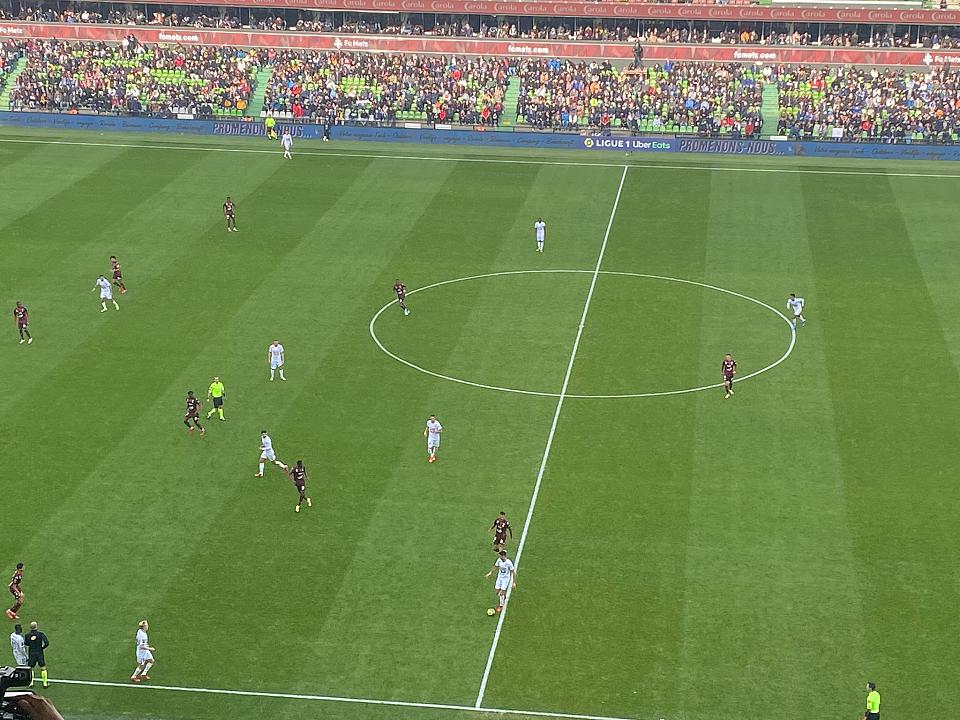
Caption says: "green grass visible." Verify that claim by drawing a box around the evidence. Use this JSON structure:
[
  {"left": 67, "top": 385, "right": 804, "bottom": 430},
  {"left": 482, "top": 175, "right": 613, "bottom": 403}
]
[{"left": 1, "top": 127, "right": 959, "bottom": 720}]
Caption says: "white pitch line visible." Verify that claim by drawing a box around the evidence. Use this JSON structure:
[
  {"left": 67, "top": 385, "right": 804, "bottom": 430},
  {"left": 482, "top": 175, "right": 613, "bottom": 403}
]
[
  {"left": 474, "top": 165, "right": 630, "bottom": 709},
  {"left": 3, "top": 134, "right": 960, "bottom": 178},
  {"left": 47, "top": 678, "right": 637, "bottom": 720}
]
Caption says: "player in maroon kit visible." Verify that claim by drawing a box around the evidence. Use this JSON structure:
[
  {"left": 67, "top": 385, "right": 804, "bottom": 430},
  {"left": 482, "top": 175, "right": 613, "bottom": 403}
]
[
  {"left": 393, "top": 279, "right": 410, "bottom": 316},
  {"left": 286, "top": 460, "right": 313, "bottom": 513},
  {"left": 722, "top": 353, "right": 737, "bottom": 399},
  {"left": 183, "top": 391, "right": 205, "bottom": 437},
  {"left": 110, "top": 256, "right": 127, "bottom": 294},
  {"left": 6, "top": 563, "right": 24, "bottom": 620},
  {"left": 223, "top": 196, "right": 238, "bottom": 232},
  {"left": 13, "top": 302, "right": 32, "bottom": 345},
  {"left": 490, "top": 511, "right": 513, "bottom": 552}
]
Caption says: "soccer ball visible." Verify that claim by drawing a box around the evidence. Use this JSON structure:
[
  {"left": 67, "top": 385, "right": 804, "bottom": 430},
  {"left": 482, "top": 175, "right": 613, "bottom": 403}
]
[{"left": 486, "top": 608, "right": 496, "bottom": 616}]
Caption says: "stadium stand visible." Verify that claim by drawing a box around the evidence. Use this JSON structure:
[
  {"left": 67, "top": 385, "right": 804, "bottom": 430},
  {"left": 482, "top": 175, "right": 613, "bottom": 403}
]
[
  {"left": 8, "top": 39, "right": 261, "bottom": 116},
  {"left": 516, "top": 60, "right": 764, "bottom": 136},
  {"left": 260, "top": 51, "right": 509, "bottom": 124},
  {"left": 776, "top": 65, "right": 960, "bottom": 143}
]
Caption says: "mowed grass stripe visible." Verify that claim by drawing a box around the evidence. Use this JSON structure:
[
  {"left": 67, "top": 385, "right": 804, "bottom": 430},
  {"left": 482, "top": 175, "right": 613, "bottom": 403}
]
[
  {"left": 803, "top": 173, "right": 960, "bottom": 718},
  {"left": 481, "top": 168, "right": 714, "bottom": 718},
  {"left": 9, "top": 156, "right": 376, "bottom": 688},
  {"left": 674, "top": 172, "right": 864, "bottom": 720}
]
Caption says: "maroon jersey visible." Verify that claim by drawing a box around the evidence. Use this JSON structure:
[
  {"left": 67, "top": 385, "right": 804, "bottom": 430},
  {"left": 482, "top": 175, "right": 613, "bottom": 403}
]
[
  {"left": 492, "top": 517, "right": 512, "bottom": 540},
  {"left": 13, "top": 306, "right": 28, "bottom": 327},
  {"left": 223, "top": 200, "right": 235, "bottom": 217},
  {"left": 290, "top": 464, "right": 307, "bottom": 489},
  {"left": 394, "top": 282, "right": 406, "bottom": 299},
  {"left": 185, "top": 396, "right": 200, "bottom": 416},
  {"left": 8, "top": 568, "right": 22, "bottom": 597},
  {"left": 721, "top": 358, "right": 737, "bottom": 378},
  {"left": 111, "top": 260, "right": 123, "bottom": 280}
]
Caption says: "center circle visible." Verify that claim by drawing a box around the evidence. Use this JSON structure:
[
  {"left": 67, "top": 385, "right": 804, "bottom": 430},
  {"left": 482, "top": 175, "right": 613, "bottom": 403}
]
[{"left": 369, "top": 270, "right": 796, "bottom": 399}]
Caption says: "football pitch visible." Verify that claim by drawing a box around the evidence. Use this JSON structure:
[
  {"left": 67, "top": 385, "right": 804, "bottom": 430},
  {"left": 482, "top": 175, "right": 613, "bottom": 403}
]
[{"left": 2, "top": 128, "right": 960, "bottom": 720}]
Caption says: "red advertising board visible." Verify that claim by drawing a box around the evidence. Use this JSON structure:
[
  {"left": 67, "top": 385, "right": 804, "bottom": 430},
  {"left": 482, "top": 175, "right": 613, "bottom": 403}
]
[
  {"left": 1, "top": 21, "right": 958, "bottom": 66},
  {"left": 2, "top": 0, "right": 958, "bottom": 25}
]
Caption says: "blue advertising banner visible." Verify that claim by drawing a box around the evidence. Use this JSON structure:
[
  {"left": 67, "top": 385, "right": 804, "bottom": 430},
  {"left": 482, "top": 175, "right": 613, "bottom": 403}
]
[{"left": 2, "top": 111, "right": 960, "bottom": 161}]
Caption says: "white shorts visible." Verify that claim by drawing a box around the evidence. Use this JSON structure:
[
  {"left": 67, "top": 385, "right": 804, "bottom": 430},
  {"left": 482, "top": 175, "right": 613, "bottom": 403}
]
[
  {"left": 536, "top": 234, "right": 545, "bottom": 243},
  {"left": 270, "top": 359, "right": 283, "bottom": 369},
  {"left": 427, "top": 436, "right": 440, "bottom": 450},
  {"left": 260, "top": 449, "right": 276, "bottom": 462},
  {"left": 13, "top": 651, "right": 27, "bottom": 666},
  {"left": 495, "top": 575, "right": 511, "bottom": 592},
  {"left": 100, "top": 290, "right": 113, "bottom": 300},
  {"left": 136, "top": 650, "right": 154, "bottom": 664},
  {"left": 793, "top": 310, "right": 803, "bottom": 318}
]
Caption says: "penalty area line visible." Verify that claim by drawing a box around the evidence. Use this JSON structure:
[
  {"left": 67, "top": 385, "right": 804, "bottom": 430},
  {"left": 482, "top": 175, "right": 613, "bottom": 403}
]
[{"left": 46, "top": 678, "right": 637, "bottom": 720}]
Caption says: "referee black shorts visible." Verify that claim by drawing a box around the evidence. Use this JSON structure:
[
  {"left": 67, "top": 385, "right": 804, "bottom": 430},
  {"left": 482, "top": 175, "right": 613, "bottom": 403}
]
[
  {"left": 27, "top": 652, "right": 45, "bottom": 668},
  {"left": 213, "top": 397, "right": 223, "bottom": 408},
  {"left": 866, "top": 712, "right": 880, "bottom": 720}
]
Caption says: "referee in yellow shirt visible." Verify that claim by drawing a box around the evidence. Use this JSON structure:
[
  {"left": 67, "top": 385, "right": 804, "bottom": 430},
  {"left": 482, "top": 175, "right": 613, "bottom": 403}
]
[
  {"left": 206, "top": 376, "right": 226, "bottom": 421},
  {"left": 864, "top": 682, "right": 881, "bottom": 720}
]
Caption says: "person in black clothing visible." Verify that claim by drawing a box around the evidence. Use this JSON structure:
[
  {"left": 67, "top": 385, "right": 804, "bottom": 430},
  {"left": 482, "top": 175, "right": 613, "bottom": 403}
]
[
  {"left": 24, "top": 621, "right": 49, "bottom": 688},
  {"left": 633, "top": 42, "right": 643, "bottom": 69}
]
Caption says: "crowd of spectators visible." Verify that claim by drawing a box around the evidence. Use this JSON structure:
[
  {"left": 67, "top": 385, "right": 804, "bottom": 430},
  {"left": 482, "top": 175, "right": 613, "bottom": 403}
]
[
  {"left": 261, "top": 51, "right": 509, "bottom": 124},
  {"left": 0, "top": 41, "right": 23, "bottom": 94},
  {"left": 516, "top": 59, "right": 764, "bottom": 136},
  {"left": 776, "top": 65, "right": 960, "bottom": 143},
  {"left": 8, "top": 38, "right": 261, "bottom": 115}
]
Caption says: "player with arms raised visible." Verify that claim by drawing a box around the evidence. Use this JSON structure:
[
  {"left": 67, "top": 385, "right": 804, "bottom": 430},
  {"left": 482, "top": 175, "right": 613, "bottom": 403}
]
[
  {"left": 424, "top": 414, "right": 442, "bottom": 463},
  {"left": 485, "top": 550, "right": 516, "bottom": 614},
  {"left": 256, "top": 430, "right": 287, "bottom": 477},
  {"left": 490, "top": 511, "right": 513, "bottom": 552},
  {"left": 110, "top": 256, "right": 127, "bottom": 294},
  {"left": 787, "top": 293, "right": 806, "bottom": 328},
  {"left": 130, "top": 620, "right": 155, "bottom": 683},
  {"left": 93, "top": 275, "right": 120, "bottom": 312},
  {"left": 13, "top": 302, "right": 32, "bottom": 345},
  {"left": 286, "top": 460, "right": 313, "bottom": 513},
  {"left": 5, "top": 563, "right": 23, "bottom": 620},
  {"left": 722, "top": 353, "right": 737, "bottom": 399},
  {"left": 268, "top": 340, "right": 286, "bottom": 381},
  {"left": 183, "top": 391, "right": 204, "bottom": 437},
  {"left": 394, "top": 279, "right": 410, "bottom": 316},
  {"left": 223, "top": 196, "right": 238, "bottom": 232}
]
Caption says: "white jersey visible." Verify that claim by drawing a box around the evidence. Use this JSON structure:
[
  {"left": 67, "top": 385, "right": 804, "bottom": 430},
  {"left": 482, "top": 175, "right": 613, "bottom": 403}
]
[
  {"left": 425, "top": 419, "right": 442, "bottom": 447},
  {"left": 787, "top": 296, "right": 805, "bottom": 315},
  {"left": 534, "top": 220, "right": 546, "bottom": 240},
  {"left": 136, "top": 628, "right": 149, "bottom": 652},
  {"left": 261, "top": 434, "right": 274, "bottom": 453},
  {"left": 96, "top": 276, "right": 113, "bottom": 298},
  {"left": 281, "top": 133, "right": 293, "bottom": 147},
  {"left": 10, "top": 632, "right": 26, "bottom": 665},
  {"left": 495, "top": 557, "right": 515, "bottom": 578},
  {"left": 268, "top": 343, "right": 284, "bottom": 368}
]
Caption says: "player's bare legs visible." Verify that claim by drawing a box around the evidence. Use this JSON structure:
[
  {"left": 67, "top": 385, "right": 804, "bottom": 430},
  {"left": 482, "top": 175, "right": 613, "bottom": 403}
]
[
  {"left": 7, "top": 593, "right": 23, "bottom": 620},
  {"left": 18, "top": 326, "right": 32, "bottom": 345}
]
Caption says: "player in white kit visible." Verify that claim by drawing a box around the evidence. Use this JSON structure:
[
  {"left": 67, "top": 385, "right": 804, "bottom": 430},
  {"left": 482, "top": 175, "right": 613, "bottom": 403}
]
[
  {"left": 281, "top": 131, "right": 293, "bottom": 159},
  {"left": 786, "top": 293, "right": 806, "bottom": 328},
  {"left": 534, "top": 218, "right": 546, "bottom": 252},
  {"left": 424, "top": 414, "right": 442, "bottom": 463},
  {"left": 485, "top": 550, "right": 516, "bottom": 613},
  {"left": 10, "top": 624, "right": 27, "bottom": 666},
  {"left": 130, "top": 620, "right": 155, "bottom": 683},
  {"left": 268, "top": 340, "right": 286, "bottom": 381},
  {"left": 93, "top": 275, "right": 120, "bottom": 312},
  {"left": 256, "top": 430, "right": 287, "bottom": 477}
]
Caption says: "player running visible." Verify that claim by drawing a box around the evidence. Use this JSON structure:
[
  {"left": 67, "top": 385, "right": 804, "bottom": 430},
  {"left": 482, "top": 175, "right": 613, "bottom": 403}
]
[
  {"left": 286, "top": 460, "right": 313, "bottom": 513},
  {"left": 787, "top": 293, "right": 806, "bottom": 328},
  {"left": 424, "top": 414, "right": 442, "bottom": 463},
  {"left": 93, "top": 275, "right": 120, "bottom": 312},
  {"left": 206, "top": 376, "right": 226, "bottom": 421},
  {"left": 224, "top": 196, "right": 238, "bottom": 232},
  {"left": 6, "top": 563, "right": 23, "bottom": 620},
  {"left": 281, "top": 131, "right": 293, "bottom": 159},
  {"left": 722, "top": 353, "right": 737, "bottom": 399},
  {"left": 183, "top": 391, "right": 205, "bottom": 437},
  {"left": 490, "top": 511, "right": 513, "bottom": 552},
  {"left": 485, "top": 550, "right": 516, "bottom": 613},
  {"left": 13, "top": 302, "right": 32, "bottom": 345},
  {"left": 130, "top": 620, "right": 155, "bottom": 683},
  {"left": 110, "top": 256, "right": 127, "bottom": 294},
  {"left": 394, "top": 280, "right": 410, "bottom": 316},
  {"left": 256, "top": 430, "right": 287, "bottom": 477},
  {"left": 268, "top": 340, "right": 286, "bottom": 381},
  {"left": 534, "top": 217, "right": 546, "bottom": 252}
]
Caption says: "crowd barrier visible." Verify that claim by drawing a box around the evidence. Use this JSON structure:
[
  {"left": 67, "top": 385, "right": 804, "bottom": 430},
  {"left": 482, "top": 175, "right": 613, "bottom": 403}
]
[{"left": 3, "top": 111, "right": 960, "bottom": 162}]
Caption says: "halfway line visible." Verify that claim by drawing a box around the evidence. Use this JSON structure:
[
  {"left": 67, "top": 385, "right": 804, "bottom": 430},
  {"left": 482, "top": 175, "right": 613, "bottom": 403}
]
[
  {"left": 474, "top": 165, "right": 631, "bottom": 709},
  {"left": 46, "top": 678, "right": 636, "bottom": 720}
]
